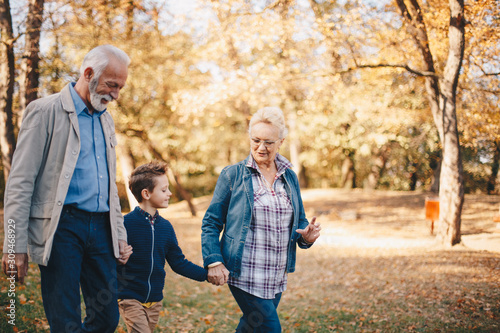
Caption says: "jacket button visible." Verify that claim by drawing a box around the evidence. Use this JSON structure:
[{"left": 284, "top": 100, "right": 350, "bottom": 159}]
[
  {"left": 57, "top": 201, "right": 62, "bottom": 206},
  {"left": 65, "top": 174, "right": 70, "bottom": 179}
]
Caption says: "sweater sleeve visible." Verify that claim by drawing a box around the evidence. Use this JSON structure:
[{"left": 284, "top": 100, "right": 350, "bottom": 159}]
[{"left": 165, "top": 222, "right": 208, "bottom": 282}]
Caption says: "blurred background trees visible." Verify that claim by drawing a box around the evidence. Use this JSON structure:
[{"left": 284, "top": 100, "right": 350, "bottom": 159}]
[{"left": 1, "top": 0, "right": 499, "bottom": 244}]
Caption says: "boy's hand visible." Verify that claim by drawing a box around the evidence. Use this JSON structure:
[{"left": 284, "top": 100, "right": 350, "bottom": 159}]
[
  {"left": 207, "top": 263, "right": 229, "bottom": 286},
  {"left": 118, "top": 240, "right": 133, "bottom": 265}
]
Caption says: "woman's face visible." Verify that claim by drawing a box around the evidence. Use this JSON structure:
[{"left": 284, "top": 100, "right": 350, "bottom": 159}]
[{"left": 250, "top": 122, "right": 284, "bottom": 167}]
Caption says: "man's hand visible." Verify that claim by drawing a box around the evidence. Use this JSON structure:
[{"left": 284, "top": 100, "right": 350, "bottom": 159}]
[
  {"left": 118, "top": 240, "right": 133, "bottom": 265},
  {"left": 207, "top": 263, "right": 229, "bottom": 286},
  {"left": 2, "top": 253, "right": 29, "bottom": 284},
  {"left": 296, "top": 216, "right": 321, "bottom": 244}
]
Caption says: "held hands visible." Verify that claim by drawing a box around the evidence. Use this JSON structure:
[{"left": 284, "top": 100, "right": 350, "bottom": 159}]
[
  {"left": 296, "top": 216, "right": 321, "bottom": 244},
  {"left": 118, "top": 240, "right": 133, "bottom": 265},
  {"left": 207, "top": 263, "right": 229, "bottom": 286},
  {"left": 2, "top": 253, "right": 29, "bottom": 284}
]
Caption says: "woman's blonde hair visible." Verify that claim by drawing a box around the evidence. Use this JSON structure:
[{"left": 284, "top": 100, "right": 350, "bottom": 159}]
[{"left": 248, "top": 107, "right": 288, "bottom": 139}]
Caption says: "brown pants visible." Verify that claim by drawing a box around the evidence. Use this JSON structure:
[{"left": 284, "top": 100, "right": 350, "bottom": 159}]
[{"left": 118, "top": 299, "right": 163, "bottom": 333}]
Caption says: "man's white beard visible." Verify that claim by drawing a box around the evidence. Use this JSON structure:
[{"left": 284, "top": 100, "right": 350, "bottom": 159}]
[{"left": 89, "top": 77, "right": 113, "bottom": 112}]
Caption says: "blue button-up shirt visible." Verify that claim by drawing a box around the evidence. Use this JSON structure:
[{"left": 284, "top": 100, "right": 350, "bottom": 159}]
[{"left": 64, "top": 83, "right": 110, "bottom": 212}]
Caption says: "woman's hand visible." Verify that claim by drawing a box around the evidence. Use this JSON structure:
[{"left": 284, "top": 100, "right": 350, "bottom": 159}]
[
  {"left": 207, "top": 263, "right": 229, "bottom": 286},
  {"left": 296, "top": 216, "right": 321, "bottom": 244}
]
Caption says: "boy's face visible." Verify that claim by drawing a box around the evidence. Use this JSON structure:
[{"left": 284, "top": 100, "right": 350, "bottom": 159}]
[{"left": 148, "top": 174, "right": 172, "bottom": 209}]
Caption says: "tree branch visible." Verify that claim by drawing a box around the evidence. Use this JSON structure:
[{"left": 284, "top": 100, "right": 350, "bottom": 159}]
[
  {"left": 281, "top": 63, "right": 441, "bottom": 81},
  {"left": 343, "top": 63, "right": 439, "bottom": 77}
]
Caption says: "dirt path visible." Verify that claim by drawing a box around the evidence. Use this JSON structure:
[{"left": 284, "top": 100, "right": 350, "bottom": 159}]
[
  {"left": 299, "top": 189, "right": 500, "bottom": 253},
  {"left": 164, "top": 188, "right": 500, "bottom": 332},
  {"left": 168, "top": 188, "right": 500, "bottom": 253}
]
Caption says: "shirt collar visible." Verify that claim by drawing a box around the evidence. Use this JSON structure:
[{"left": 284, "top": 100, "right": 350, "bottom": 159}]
[
  {"left": 69, "top": 82, "right": 106, "bottom": 116},
  {"left": 246, "top": 153, "right": 293, "bottom": 177},
  {"left": 135, "top": 206, "right": 159, "bottom": 225}
]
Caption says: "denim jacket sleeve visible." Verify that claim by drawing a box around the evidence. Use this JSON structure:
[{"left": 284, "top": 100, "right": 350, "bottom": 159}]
[
  {"left": 286, "top": 169, "right": 313, "bottom": 249},
  {"left": 201, "top": 166, "right": 233, "bottom": 268}
]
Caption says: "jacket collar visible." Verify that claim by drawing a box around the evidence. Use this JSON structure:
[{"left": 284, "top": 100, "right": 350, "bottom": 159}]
[
  {"left": 60, "top": 84, "right": 77, "bottom": 114},
  {"left": 60, "top": 83, "right": 107, "bottom": 117}
]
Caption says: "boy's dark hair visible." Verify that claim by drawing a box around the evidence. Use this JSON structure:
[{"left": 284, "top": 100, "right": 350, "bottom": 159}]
[{"left": 129, "top": 162, "right": 168, "bottom": 202}]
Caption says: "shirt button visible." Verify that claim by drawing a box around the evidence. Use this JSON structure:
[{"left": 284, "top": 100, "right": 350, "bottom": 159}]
[
  {"left": 57, "top": 201, "right": 62, "bottom": 206},
  {"left": 97, "top": 156, "right": 100, "bottom": 159},
  {"left": 65, "top": 174, "right": 70, "bottom": 179},
  {"left": 72, "top": 150, "right": 77, "bottom": 155},
  {"left": 100, "top": 175, "right": 103, "bottom": 179}
]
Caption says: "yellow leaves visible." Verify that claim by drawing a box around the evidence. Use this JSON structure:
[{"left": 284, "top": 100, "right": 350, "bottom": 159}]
[
  {"left": 202, "top": 314, "right": 215, "bottom": 325},
  {"left": 18, "top": 294, "right": 27, "bottom": 305}
]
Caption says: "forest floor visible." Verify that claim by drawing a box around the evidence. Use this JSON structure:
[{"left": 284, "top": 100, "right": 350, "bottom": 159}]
[{"left": 0, "top": 189, "right": 499, "bottom": 332}]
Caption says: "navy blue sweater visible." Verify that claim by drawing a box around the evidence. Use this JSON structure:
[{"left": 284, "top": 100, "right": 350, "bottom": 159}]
[{"left": 117, "top": 207, "right": 207, "bottom": 303}]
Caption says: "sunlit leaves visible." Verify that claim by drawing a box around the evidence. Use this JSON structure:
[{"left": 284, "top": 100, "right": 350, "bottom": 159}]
[{"left": 27, "top": 0, "right": 500, "bottom": 194}]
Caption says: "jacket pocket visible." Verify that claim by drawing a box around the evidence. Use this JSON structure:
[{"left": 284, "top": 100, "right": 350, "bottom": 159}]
[
  {"left": 221, "top": 233, "right": 234, "bottom": 268},
  {"left": 30, "top": 202, "right": 54, "bottom": 218},
  {"left": 109, "top": 134, "right": 118, "bottom": 148},
  {"left": 27, "top": 217, "right": 50, "bottom": 248}
]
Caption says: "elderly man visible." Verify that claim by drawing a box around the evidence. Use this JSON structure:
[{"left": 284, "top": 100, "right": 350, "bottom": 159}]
[{"left": 2, "top": 45, "right": 133, "bottom": 332}]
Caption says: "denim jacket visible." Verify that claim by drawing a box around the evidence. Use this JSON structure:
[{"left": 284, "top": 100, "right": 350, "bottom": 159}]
[{"left": 201, "top": 156, "right": 312, "bottom": 278}]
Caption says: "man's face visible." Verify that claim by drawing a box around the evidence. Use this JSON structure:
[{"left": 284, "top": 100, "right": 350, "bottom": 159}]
[{"left": 89, "top": 60, "right": 128, "bottom": 112}]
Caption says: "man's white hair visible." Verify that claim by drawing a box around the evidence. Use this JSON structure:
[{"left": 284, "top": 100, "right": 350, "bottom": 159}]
[
  {"left": 79, "top": 44, "right": 130, "bottom": 80},
  {"left": 248, "top": 107, "right": 289, "bottom": 139}
]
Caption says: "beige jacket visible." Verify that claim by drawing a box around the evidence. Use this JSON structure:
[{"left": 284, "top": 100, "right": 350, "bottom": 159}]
[{"left": 2, "top": 84, "right": 127, "bottom": 266}]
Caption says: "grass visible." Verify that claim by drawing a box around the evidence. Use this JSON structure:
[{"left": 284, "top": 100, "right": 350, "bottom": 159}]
[{"left": 1, "top": 189, "right": 499, "bottom": 332}]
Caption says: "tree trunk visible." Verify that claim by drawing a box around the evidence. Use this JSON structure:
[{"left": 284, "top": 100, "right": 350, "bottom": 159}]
[
  {"left": 0, "top": 0, "right": 17, "bottom": 182},
  {"left": 434, "top": 0, "right": 465, "bottom": 246},
  {"left": 19, "top": 0, "right": 44, "bottom": 111},
  {"left": 409, "top": 162, "right": 418, "bottom": 191},
  {"left": 341, "top": 149, "right": 355, "bottom": 189},
  {"left": 288, "top": 112, "right": 306, "bottom": 186},
  {"left": 487, "top": 140, "right": 500, "bottom": 194},
  {"left": 117, "top": 134, "right": 138, "bottom": 212},
  {"left": 365, "top": 146, "right": 388, "bottom": 190},
  {"left": 430, "top": 159, "right": 441, "bottom": 193},
  {"left": 396, "top": 0, "right": 465, "bottom": 246}
]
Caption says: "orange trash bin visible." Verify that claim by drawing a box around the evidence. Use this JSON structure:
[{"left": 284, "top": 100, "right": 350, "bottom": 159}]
[{"left": 425, "top": 197, "right": 439, "bottom": 235}]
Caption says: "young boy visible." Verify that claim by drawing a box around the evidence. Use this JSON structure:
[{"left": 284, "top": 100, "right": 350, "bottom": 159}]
[{"left": 117, "top": 162, "right": 208, "bottom": 333}]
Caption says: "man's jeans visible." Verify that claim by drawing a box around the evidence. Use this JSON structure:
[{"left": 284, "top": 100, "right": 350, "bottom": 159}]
[
  {"left": 229, "top": 285, "right": 282, "bottom": 333},
  {"left": 39, "top": 205, "right": 119, "bottom": 333}
]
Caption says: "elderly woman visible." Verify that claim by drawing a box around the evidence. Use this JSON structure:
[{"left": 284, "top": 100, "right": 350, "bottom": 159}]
[{"left": 201, "top": 107, "right": 321, "bottom": 332}]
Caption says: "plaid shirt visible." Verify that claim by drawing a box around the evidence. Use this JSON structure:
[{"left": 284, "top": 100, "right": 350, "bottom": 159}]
[
  {"left": 137, "top": 207, "right": 159, "bottom": 226},
  {"left": 228, "top": 154, "right": 294, "bottom": 299}
]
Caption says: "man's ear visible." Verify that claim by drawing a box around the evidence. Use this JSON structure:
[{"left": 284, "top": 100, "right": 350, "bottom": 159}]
[
  {"left": 83, "top": 67, "right": 94, "bottom": 82},
  {"left": 141, "top": 189, "right": 150, "bottom": 201}
]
